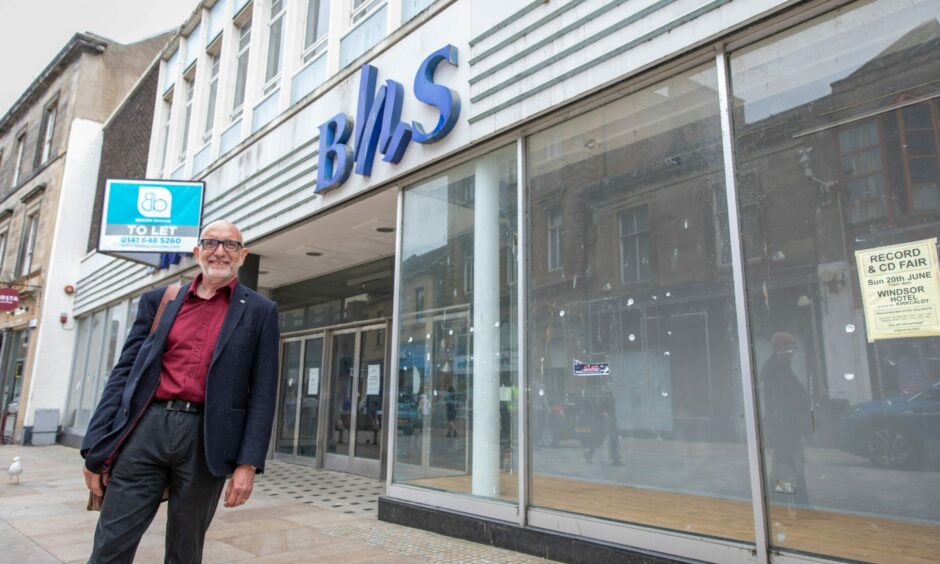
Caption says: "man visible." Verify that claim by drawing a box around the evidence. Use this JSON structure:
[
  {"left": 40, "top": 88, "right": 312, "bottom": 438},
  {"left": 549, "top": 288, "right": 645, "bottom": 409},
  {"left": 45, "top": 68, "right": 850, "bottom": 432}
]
[
  {"left": 81, "top": 220, "right": 279, "bottom": 563},
  {"left": 760, "top": 332, "right": 812, "bottom": 507}
]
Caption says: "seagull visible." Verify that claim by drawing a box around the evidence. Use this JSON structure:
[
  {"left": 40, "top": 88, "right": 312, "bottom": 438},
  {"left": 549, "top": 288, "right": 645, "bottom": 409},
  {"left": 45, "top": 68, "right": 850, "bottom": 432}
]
[{"left": 8, "top": 456, "right": 22, "bottom": 483}]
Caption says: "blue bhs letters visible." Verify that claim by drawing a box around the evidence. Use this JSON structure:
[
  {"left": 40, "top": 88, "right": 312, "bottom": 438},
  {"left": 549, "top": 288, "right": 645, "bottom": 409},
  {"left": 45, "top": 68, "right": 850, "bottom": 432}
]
[{"left": 316, "top": 44, "right": 460, "bottom": 193}]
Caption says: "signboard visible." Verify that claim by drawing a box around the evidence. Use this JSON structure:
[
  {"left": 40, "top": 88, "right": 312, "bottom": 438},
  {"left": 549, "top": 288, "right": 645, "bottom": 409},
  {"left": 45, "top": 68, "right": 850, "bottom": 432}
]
[
  {"left": 317, "top": 44, "right": 461, "bottom": 193},
  {"left": 0, "top": 288, "right": 20, "bottom": 312},
  {"left": 99, "top": 179, "right": 204, "bottom": 254},
  {"left": 855, "top": 238, "right": 940, "bottom": 342},
  {"left": 574, "top": 360, "right": 610, "bottom": 377},
  {"left": 366, "top": 364, "right": 382, "bottom": 395}
]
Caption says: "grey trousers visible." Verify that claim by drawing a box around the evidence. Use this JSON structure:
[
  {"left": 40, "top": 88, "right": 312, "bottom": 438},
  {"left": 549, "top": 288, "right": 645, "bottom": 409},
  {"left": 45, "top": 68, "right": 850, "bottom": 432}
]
[{"left": 89, "top": 404, "right": 226, "bottom": 564}]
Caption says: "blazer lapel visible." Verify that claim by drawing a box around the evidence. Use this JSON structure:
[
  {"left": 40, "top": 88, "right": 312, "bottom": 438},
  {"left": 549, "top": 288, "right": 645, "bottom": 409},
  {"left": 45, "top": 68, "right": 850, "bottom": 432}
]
[
  {"left": 143, "top": 282, "right": 191, "bottom": 370},
  {"left": 210, "top": 284, "right": 250, "bottom": 367}
]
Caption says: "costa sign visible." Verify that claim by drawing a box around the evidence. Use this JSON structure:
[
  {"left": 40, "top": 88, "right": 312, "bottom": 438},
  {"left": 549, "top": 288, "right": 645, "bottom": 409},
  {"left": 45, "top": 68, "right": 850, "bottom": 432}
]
[
  {"left": 316, "top": 44, "right": 461, "bottom": 193},
  {"left": 0, "top": 288, "right": 20, "bottom": 312}
]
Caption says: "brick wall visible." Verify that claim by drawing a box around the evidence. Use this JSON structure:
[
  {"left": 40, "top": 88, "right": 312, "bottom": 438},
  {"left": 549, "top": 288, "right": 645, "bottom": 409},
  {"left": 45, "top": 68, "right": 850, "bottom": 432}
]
[{"left": 88, "top": 62, "right": 160, "bottom": 252}]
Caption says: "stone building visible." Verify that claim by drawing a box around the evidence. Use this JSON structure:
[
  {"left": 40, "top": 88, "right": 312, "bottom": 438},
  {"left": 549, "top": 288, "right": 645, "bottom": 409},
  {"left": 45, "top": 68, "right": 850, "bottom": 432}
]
[{"left": 0, "top": 31, "right": 170, "bottom": 444}]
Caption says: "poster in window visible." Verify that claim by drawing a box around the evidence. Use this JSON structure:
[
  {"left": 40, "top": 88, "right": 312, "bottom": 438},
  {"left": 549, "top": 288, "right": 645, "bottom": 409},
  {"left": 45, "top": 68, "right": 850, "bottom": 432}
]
[{"left": 855, "top": 238, "right": 940, "bottom": 342}]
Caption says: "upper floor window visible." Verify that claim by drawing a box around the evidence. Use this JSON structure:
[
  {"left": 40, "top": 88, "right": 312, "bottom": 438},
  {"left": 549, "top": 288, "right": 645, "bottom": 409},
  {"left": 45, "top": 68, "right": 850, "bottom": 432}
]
[
  {"left": 351, "top": 0, "right": 383, "bottom": 24},
  {"left": 839, "top": 121, "right": 888, "bottom": 224},
  {"left": 619, "top": 205, "right": 650, "bottom": 284},
  {"left": 18, "top": 210, "right": 39, "bottom": 278},
  {"left": 897, "top": 100, "right": 940, "bottom": 212},
  {"left": 204, "top": 54, "right": 221, "bottom": 138},
  {"left": 179, "top": 78, "right": 195, "bottom": 161},
  {"left": 303, "top": 0, "right": 329, "bottom": 60},
  {"left": 160, "top": 97, "right": 173, "bottom": 174},
  {"left": 38, "top": 102, "right": 57, "bottom": 165},
  {"left": 233, "top": 18, "right": 253, "bottom": 113},
  {"left": 265, "top": 0, "right": 286, "bottom": 88},
  {"left": 547, "top": 206, "right": 563, "bottom": 271},
  {"left": 0, "top": 230, "right": 7, "bottom": 274},
  {"left": 12, "top": 133, "right": 26, "bottom": 187}
]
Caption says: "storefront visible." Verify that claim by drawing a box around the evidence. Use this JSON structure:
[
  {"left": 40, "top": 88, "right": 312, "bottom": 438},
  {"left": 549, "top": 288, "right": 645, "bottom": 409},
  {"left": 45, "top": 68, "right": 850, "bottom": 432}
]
[
  {"left": 377, "top": 1, "right": 940, "bottom": 562},
  {"left": 67, "top": 0, "right": 940, "bottom": 561}
]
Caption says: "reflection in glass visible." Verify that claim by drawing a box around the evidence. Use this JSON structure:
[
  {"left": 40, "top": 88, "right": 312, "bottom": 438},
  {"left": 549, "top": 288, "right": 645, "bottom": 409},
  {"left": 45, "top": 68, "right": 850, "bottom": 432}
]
[
  {"left": 527, "top": 63, "right": 752, "bottom": 541},
  {"left": 731, "top": 0, "right": 940, "bottom": 561},
  {"left": 328, "top": 332, "right": 356, "bottom": 456},
  {"left": 355, "top": 328, "right": 385, "bottom": 460},
  {"left": 276, "top": 341, "right": 301, "bottom": 455},
  {"left": 393, "top": 144, "right": 519, "bottom": 504},
  {"left": 298, "top": 337, "right": 323, "bottom": 457}
]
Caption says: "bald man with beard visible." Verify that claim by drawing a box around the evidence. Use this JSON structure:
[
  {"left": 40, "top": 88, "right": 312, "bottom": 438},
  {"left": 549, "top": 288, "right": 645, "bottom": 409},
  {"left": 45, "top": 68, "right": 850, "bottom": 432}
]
[{"left": 81, "top": 221, "right": 280, "bottom": 563}]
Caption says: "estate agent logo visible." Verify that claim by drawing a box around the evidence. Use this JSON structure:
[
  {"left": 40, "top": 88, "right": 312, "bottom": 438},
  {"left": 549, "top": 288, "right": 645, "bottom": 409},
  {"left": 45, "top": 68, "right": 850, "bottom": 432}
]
[
  {"left": 137, "top": 186, "right": 173, "bottom": 219},
  {"left": 317, "top": 44, "right": 461, "bottom": 193},
  {"left": 99, "top": 179, "right": 204, "bottom": 254}
]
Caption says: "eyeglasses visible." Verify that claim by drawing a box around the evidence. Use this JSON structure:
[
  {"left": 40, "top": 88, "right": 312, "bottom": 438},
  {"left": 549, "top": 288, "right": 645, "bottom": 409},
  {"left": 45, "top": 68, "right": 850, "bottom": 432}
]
[{"left": 199, "top": 238, "right": 243, "bottom": 251}]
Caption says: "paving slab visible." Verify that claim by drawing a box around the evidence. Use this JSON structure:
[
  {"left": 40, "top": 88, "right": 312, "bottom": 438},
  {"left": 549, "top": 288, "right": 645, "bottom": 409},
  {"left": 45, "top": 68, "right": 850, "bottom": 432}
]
[{"left": 1, "top": 445, "right": 556, "bottom": 563}]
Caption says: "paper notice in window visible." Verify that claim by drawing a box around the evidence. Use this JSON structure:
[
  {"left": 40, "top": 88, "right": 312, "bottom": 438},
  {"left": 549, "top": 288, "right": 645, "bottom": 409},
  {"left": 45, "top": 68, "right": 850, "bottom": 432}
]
[
  {"left": 307, "top": 368, "right": 319, "bottom": 396},
  {"left": 855, "top": 238, "right": 940, "bottom": 342},
  {"left": 366, "top": 364, "right": 381, "bottom": 396}
]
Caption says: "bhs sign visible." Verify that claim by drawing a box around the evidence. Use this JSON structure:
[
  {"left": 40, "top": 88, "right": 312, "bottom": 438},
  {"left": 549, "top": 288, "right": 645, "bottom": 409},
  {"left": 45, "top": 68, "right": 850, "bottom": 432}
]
[{"left": 316, "top": 44, "right": 460, "bottom": 193}]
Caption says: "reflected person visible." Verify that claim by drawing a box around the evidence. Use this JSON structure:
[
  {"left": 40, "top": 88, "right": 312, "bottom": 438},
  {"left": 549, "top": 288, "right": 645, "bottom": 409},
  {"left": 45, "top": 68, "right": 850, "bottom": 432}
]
[
  {"left": 761, "top": 332, "right": 811, "bottom": 506},
  {"left": 584, "top": 385, "right": 623, "bottom": 466}
]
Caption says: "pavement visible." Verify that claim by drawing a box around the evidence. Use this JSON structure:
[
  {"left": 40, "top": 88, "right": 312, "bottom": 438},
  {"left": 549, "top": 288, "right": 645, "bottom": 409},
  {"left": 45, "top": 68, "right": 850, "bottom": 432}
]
[{"left": 0, "top": 444, "right": 554, "bottom": 563}]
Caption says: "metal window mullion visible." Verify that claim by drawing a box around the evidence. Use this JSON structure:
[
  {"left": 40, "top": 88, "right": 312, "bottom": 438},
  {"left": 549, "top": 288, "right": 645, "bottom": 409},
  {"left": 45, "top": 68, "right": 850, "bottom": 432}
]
[
  {"left": 516, "top": 135, "right": 529, "bottom": 527},
  {"left": 385, "top": 186, "right": 405, "bottom": 490},
  {"left": 715, "top": 47, "right": 769, "bottom": 564}
]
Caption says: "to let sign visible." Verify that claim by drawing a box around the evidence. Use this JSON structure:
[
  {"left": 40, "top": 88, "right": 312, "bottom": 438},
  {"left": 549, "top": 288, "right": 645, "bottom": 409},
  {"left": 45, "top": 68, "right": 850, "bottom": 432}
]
[
  {"left": 99, "top": 179, "right": 205, "bottom": 254},
  {"left": 0, "top": 288, "right": 20, "bottom": 311}
]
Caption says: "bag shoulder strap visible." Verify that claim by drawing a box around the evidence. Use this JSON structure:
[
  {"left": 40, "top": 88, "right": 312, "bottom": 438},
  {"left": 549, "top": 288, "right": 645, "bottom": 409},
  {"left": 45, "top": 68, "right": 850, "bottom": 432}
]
[{"left": 149, "top": 284, "right": 182, "bottom": 336}]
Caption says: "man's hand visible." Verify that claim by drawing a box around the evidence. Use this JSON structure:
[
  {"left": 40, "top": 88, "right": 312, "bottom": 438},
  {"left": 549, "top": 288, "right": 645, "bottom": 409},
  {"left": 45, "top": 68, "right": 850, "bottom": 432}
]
[
  {"left": 83, "top": 466, "right": 109, "bottom": 496},
  {"left": 223, "top": 464, "right": 255, "bottom": 508}
]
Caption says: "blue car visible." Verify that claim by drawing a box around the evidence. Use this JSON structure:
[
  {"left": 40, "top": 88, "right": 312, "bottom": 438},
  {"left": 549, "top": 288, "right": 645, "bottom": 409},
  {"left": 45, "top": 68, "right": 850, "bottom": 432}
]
[
  {"left": 397, "top": 394, "right": 422, "bottom": 435},
  {"left": 837, "top": 380, "right": 940, "bottom": 469}
]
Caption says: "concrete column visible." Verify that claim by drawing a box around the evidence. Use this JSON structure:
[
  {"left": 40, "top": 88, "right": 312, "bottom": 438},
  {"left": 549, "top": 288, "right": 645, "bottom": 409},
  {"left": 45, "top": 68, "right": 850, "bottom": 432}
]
[
  {"left": 238, "top": 253, "right": 260, "bottom": 290},
  {"left": 472, "top": 153, "right": 501, "bottom": 497}
]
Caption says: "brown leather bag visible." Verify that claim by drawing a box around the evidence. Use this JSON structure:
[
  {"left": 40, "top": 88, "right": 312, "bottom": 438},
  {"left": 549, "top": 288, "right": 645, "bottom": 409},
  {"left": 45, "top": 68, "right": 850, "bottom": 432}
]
[{"left": 87, "top": 284, "right": 181, "bottom": 511}]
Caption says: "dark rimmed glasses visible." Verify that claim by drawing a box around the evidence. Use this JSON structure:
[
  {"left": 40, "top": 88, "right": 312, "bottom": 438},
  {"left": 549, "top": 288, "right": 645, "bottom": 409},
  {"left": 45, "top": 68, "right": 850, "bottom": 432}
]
[{"left": 199, "top": 238, "right": 243, "bottom": 251}]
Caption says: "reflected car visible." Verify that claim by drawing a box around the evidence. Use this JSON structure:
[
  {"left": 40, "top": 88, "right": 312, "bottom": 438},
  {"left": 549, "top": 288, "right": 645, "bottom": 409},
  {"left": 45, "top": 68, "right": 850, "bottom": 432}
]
[
  {"left": 836, "top": 380, "right": 940, "bottom": 469},
  {"left": 397, "top": 394, "right": 422, "bottom": 435}
]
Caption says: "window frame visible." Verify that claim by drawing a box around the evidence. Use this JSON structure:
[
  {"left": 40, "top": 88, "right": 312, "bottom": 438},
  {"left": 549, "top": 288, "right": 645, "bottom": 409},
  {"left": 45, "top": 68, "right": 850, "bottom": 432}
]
[
  {"left": 37, "top": 99, "right": 58, "bottom": 166},
  {"left": 547, "top": 206, "right": 563, "bottom": 272},
  {"left": 618, "top": 204, "right": 651, "bottom": 285},
  {"left": 896, "top": 98, "right": 940, "bottom": 214},
  {"left": 0, "top": 229, "right": 8, "bottom": 274},
  {"left": 160, "top": 93, "right": 174, "bottom": 175},
  {"left": 232, "top": 17, "right": 253, "bottom": 116},
  {"left": 351, "top": 0, "right": 385, "bottom": 25},
  {"left": 838, "top": 119, "right": 892, "bottom": 225},
  {"left": 16, "top": 208, "right": 40, "bottom": 279},
  {"left": 204, "top": 52, "right": 221, "bottom": 140},
  {"left": 179, "top": 76, "right": 195, "bottom": 162},
  {"left": 263, "top": 0, "right": 287, "bottom": 93},
  {"left": 12, "top": 131, "right": 27, "bottom": 188},
  {"left": 302, "top": 0, "right": 329, "bottom": 62}
]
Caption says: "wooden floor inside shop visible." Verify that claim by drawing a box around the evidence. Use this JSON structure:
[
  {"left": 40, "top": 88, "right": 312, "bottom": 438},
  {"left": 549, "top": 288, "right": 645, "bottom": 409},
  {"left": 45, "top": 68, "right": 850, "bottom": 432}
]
[{"left": 407, "top": 473, "right": 939, "bottom": 564}]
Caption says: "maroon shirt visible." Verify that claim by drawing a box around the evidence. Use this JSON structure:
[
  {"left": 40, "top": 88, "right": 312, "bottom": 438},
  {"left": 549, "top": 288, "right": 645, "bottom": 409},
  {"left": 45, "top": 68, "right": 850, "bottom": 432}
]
[{"left": 154, "top": 274, "right": 237, "bottom": 403}]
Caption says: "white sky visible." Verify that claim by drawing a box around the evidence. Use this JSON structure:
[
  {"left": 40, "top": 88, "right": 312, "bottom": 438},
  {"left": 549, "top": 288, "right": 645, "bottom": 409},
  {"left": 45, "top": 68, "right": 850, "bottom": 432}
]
[{"left": 0, "top": 0, "right": 199, "bottom": 115}]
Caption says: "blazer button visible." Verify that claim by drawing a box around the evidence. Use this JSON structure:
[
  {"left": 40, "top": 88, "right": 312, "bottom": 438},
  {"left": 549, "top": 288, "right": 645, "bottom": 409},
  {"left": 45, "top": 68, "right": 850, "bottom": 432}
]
[{"left": 123, "top": 408, "right": 128, "bottom": 415}]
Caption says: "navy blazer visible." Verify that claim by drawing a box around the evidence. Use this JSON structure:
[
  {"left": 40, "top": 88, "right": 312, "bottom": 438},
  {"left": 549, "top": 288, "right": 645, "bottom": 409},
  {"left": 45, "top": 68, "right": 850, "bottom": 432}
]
[{"left": 81, "top": 282, "right": 280, "bottom": 478}]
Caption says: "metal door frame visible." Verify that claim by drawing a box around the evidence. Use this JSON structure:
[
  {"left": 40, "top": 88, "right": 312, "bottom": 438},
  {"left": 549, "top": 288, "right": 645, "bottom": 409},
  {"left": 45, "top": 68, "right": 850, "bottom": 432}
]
[
  {"left": 322, "top": 321, "right": 389, "bottom": 478},
  {"left": 273, "top": 332, "right": 325, "bottom": 467}
]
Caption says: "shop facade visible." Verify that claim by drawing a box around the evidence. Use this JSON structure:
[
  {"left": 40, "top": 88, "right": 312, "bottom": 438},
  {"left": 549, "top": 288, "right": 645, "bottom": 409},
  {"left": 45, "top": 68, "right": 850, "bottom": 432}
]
[{"left": 66, "top": 0, "right": 939, "bottom": 561}]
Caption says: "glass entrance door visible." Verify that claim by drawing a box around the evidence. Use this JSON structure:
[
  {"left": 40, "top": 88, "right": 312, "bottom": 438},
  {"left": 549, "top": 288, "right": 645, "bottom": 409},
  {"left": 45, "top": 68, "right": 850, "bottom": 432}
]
[
  {"left": 274, "top": 334, "right": 324, "bottom": 462},
  {"left": 324, "top": 323, "right": 388, "bottom": 477}
]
